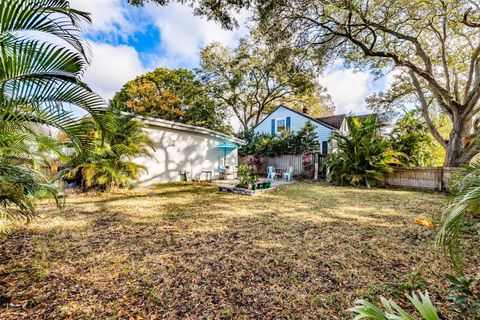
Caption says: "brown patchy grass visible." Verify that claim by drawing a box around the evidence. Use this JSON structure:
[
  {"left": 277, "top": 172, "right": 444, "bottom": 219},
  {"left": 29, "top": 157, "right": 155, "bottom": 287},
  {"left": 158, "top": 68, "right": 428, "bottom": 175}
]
[{"left": 0, "top": 182, "right": 478, "bottom": 319}]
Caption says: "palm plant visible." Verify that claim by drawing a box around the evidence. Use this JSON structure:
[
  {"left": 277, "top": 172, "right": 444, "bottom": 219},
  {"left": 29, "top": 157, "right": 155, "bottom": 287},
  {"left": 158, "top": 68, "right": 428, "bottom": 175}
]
[
  {"left": 0, "top": 0, "right": 106, "bottom": 228},
  {"left": 328, "top": 116, "right": 403, "bottom": 187},
  {"left": 349, "top": 291, "right": 442, "bottom": 320},
  {"left": 61, "top": 106, "right": 155, "bottom": 191},
  {"left": 436, "top": 162, "right": 480, "bottom": 272}
]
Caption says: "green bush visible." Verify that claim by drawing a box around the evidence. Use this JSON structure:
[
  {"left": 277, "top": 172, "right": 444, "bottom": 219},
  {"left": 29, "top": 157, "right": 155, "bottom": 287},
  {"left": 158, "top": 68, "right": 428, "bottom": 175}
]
[
  {"left": 237, "top": 164, "right": 258, "bottom": 189},
  {"left": 239, "top": 121, "right": 319, "bottom": 157},
  {"left": 328, "top": 116, "right": 403, "bottom": 187},
  {"left": 60, "top": 105, "right": 154, "bottom": 191}
]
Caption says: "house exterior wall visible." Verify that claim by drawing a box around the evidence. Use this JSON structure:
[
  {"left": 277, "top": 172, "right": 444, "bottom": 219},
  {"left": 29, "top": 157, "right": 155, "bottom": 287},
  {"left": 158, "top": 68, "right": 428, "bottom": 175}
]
[
  {"left": 134, "top": 125, "right": 239, "bottom": 186},
  {"left": 254, "top": 106, "right": 334, "bottom": 151}
]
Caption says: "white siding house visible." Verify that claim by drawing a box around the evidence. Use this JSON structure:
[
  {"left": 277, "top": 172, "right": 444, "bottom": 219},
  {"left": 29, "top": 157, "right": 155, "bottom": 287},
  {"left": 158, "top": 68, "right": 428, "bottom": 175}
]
[
  {"left": 253, "top": 105, "right": 335, "bottom": 154},
  {"left": 134, "top": 116, "right": 245, "bottom": 186}
]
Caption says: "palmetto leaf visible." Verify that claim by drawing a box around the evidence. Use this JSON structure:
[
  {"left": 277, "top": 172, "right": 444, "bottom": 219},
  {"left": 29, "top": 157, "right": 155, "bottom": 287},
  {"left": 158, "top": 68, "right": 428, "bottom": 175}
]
[
  {"left": 0, "top": 0, "right": 106, "bottom": 229},
  {"left": 0, "top": 0, "right": 92, "bottom": 61},
  {"left": 436, "top": 161, "right": 480, "bottom": 272},
  {"left": 349, "top": 291, "right": 440, "bottom": 320}
]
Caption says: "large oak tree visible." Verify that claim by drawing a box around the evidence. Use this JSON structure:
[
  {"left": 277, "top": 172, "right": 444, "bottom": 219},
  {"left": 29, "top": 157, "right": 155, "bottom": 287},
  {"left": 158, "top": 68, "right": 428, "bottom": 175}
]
[{"left": 128, "top": 0, "right": 480, "bottom": 166}]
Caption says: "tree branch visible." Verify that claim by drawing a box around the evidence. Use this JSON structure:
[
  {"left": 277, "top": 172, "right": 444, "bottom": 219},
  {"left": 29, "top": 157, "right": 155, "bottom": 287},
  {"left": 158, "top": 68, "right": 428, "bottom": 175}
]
[{"left": 410, "top": 71, "right": 447, "bottom": 150}]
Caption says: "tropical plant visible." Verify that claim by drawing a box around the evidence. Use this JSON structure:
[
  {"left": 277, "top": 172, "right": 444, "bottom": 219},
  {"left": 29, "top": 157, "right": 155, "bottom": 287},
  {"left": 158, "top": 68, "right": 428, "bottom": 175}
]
[
  {"left": 349, "top": 291, "right": 441, "bottom": 320},
  {"left": 61, "top": 106, "right": 154, "bottom": 191},
  {"left": 0, "top": 0, "right": 106, "bottom": 229},
  {"left": 436, "top": 162, "right": 480, "bottom": 271},
  {"left": 445, "top": 275, "right": 480, "bottom": 318},
  {"left": 237, "top": 164, "right": 258, "bottom": 189},
  {"left": 328, "top": 116, "right": 403, "bottom": 187},
  {"left": 389, "top": 112, "right": 435, "bottom": 167}
]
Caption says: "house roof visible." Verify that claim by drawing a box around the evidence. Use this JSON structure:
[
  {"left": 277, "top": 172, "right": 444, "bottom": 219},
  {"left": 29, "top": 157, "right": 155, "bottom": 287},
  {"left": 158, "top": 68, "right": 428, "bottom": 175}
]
[
  {"left": 317, "top": 114, "right": 377, "bottom": 130},
  {"left": 254, "top": 105, "right": 336, "bottom": 130},
  {"left": 131, "top": 114, "right": 246, "bottom": 145}
]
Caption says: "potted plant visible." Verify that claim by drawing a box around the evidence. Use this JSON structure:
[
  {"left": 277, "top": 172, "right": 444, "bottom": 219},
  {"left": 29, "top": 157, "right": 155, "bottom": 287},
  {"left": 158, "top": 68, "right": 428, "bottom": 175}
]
[{"left": 237, "top": 164, "right": 259, "bottom": 190}]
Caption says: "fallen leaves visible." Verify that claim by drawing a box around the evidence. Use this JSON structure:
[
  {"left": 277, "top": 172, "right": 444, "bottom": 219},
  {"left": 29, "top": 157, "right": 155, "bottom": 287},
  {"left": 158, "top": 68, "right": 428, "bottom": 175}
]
[{"left": 0, "top": 182, "right": 478, "bottom": 319}]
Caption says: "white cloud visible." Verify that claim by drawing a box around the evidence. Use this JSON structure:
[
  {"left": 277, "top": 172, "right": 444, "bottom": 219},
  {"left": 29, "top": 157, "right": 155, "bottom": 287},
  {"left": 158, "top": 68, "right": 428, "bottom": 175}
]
[
  {"left": 83, "top": 42, "right": 145, "bottom": 100},
  {"left": 146, "top": 3, "right": 249, "bottom": 68},
  {"left": 319, "top": 68, "right": 373, "bottom": 115},
  {"left": 69, "top": 0, "right": 138, "bottom": 39}
]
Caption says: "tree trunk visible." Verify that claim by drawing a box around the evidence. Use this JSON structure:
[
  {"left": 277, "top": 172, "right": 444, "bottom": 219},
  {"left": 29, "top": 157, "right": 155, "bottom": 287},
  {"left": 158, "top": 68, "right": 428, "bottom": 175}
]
[{"left": 444, "top": 115, "right": 476, "bottom": 167}]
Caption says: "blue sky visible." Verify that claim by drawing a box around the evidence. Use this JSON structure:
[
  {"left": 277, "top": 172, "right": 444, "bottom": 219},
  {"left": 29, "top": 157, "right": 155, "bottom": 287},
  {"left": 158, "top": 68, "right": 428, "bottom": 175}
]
[{"left": 70, "top": 0, "right": 388, "bottom": 119}]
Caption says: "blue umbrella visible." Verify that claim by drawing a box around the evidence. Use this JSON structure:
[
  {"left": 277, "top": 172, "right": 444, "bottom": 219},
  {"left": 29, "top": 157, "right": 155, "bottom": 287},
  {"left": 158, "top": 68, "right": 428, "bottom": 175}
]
[{"left": 216, "top": 141, "right": 240, "bottom": 164}]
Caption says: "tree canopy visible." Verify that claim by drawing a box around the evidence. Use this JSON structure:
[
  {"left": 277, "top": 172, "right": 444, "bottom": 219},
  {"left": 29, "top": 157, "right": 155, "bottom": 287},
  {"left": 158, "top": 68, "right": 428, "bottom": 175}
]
[
  {"left": 130, "top": 0, "right": 480, "bottom": 167},
  {"left": 199, "top": 34, "right": 334, "bottom": 132},
  {"left": 112, "top": 68, "right": 232, "bottom": 134},
  {"left": 256, "top": 0, "right": 480, "bottom": 167}
]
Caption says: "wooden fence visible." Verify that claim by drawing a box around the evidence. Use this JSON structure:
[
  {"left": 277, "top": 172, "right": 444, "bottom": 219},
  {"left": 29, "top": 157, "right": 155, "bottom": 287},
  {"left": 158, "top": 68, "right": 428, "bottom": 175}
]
[
  {"left": 239, "top": 154, "right": 315, "bottom": 177},
  {"left": 384, "top": 167, "right": 457, "bottom": 192},
  {"left": 240, "top": 155, "right": 457, "bottom": 192}
]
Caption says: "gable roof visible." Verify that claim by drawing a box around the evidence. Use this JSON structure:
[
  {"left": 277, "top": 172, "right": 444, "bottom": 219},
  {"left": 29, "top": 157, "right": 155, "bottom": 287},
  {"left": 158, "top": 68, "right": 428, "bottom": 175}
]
[
  {"left": 317, "top": 113, "right": 377, "bottom": 130},
  {"left": 254, "top": 105, "right": 336, "bottom": 130},
  {"left": 130, "top": 114, "right": 246, "bottom": 145}
]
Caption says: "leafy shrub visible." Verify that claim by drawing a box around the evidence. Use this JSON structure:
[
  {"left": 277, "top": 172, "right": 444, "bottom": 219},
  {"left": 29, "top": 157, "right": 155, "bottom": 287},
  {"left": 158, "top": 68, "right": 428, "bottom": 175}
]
[
  {"left": 445, "top": 275, "right": 479, "bottom": 318},
  {"left": 60, "top": 106, "right": 154, "bottom": 191},
  {"left": 237, "top": 164, "right": 258, "bottom": 188},
  {"left": 389, "top": 112, "right": 435, "bottom": 167},
  {"left": 239, "top": 121, "right": 319, "bottom": 157},
  {"left": 328, "top": 116, "right": 403, "bottom": 187},
  {"left": 436, "top": 162, "right": 480, "bottom": 271}
]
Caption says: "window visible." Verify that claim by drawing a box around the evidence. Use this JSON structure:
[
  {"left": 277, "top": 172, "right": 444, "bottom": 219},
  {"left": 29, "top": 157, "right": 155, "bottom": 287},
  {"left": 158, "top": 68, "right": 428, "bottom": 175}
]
[
  {"left": 276, "top": 118, "right": 286, "bottom": 134},
  {"left": 322, "top": 141, "right": 328, "bottom": 155}
]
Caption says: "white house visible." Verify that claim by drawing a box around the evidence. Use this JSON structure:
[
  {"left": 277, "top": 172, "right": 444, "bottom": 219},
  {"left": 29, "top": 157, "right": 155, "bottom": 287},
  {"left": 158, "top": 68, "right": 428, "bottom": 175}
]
[
  {"left": 253, "top": 105, "right": 375, "bottom": 154},
  {"left": 134, "top": 116, "right": 245, "bottom": 186}
]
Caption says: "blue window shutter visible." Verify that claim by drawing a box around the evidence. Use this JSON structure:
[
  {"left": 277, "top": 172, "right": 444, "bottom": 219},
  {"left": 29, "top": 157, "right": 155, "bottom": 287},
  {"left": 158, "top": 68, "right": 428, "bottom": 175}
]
[
  {"left": 271, "top": 119, "right": 275, "bottom": 134},
  {"left": 286, "top": 117, "right": 291, "bottom": 129},
  {"left": 322, "top": 141, "right": 328, "bottom": 155}
]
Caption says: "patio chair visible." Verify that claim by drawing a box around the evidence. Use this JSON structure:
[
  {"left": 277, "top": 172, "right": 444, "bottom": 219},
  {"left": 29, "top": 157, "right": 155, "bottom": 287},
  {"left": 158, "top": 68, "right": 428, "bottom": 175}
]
[
  {"left": 267, "top": 166, "right": 277, "bottom": 180},
  {"left": 218, "top": 164, "right": 226, "bottom": 180},
  {"left": 283, "top": 167, "right": 294, "bottom": 181}
]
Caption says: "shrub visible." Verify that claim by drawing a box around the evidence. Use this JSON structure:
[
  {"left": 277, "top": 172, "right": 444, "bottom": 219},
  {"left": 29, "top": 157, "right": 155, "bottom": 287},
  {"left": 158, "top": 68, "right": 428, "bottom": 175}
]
[
  {"left": 389, "top": 112, "right": 435, "bottom": 167},
  {"left": 237, "top": 164, "right": 258, "bottom": 188},
  {"left": 445, "top": 275, "right": 479, "bottom": 318},
  {"left": 60, "top": 106, "right": 154, "bottom": 191},
  {"left": 328, "top": 116, "right": 403, "bottom": 187},
  {"left": 239, "top": 121, "right": 320, "bottom": 157},
  {"left": 436, "top": 161, "right": 480, "bottom": 272}
]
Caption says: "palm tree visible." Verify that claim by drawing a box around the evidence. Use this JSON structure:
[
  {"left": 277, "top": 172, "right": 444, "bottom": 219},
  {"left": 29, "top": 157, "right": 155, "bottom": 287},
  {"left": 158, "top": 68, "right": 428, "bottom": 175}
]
[
  {"left": 61, "top": 105, "right": 155, "bottom": 191},
  {"left": 0, "top": 0, "right": 106, "bottom": 229},
  {"left": 328, "top": 116, "right": 403, "bottom": 187},
  {"left": 436, "top": 162, "right": 480, "bottom": 272}
]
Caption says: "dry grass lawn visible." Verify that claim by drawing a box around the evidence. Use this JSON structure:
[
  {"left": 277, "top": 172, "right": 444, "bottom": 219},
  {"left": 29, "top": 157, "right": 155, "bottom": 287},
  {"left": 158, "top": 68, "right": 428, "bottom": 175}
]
[{"left": 0, "top": 182, "right": 478, "bottom": 319}]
